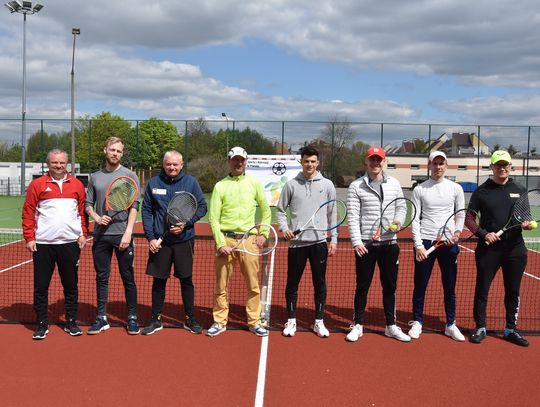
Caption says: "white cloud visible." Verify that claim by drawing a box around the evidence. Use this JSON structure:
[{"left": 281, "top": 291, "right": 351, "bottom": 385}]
[{"left": 1, "top": 0, "right": 540, "bottom": 141}]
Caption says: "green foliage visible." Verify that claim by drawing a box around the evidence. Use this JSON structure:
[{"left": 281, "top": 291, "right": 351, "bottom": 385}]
[
  {"left": 125, "top": 118, "right": 181, "bottom": 169},
  {"left": 76, "top": 112, "right": 131, "bottom": 172},
  {"left": 187, "top": 155, "right": 228, "bottom": 192},
  {"left": 26, "top": 130, "right": 72, "bottom": 162}
]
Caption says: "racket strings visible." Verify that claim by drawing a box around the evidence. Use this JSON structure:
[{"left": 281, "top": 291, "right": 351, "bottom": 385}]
[
  {"left": 106, "top": 178, "right": 138, "bottom": 211},
  {"left": 167, "top": 197, "right": 197, "bottom": 224}
]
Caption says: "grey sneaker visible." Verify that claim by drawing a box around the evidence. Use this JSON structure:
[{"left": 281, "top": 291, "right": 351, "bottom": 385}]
[
  {"left": 207, "top": 322, "right": 226, "bottom": 337},
  {"left": 249, "top": 324, "right": 269, "bottom": 337},
  {"left": 142, "top": 315, "right": 163, "bottom": 335}
]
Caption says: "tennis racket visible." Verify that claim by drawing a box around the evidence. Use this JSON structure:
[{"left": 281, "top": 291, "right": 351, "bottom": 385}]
[
  {"left": 156, "top": 192, "right": 198, "bottom": 246},
  {"left": 293, "top": 199, "right": 347, "bottom": 235},
  {"left": 367, "top": 197, "right": 416, "bottom": 244},
  {"left": 487, "top": 188, "right": 540, "bottom": 245},
  {"left": 230, "top": 224, "right": 278, "bottom": 256},
  {"left": 104, "top": 175, "right": 139, "bottom": 219},
  {"left": 423, "top": 208, "right": 480, "bottom": 257}
]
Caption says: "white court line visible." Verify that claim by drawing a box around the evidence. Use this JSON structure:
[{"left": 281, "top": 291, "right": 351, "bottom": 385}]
[
  {"left": 524, "top": 272, "right": 540, "bottom": 281},
  {"left": 254, "top": 248, "right": 276, "bottom": 407},
  {"left": 0, "top": 259, "right": 32, "bottom": 273},
  {"left": 254, "top": 336, "right": 269, "bottom": 407}
]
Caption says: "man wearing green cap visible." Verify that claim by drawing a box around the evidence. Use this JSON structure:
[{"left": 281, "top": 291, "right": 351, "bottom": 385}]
[{"left": 467, "top": 150, "right": 531, "bottom": 346}]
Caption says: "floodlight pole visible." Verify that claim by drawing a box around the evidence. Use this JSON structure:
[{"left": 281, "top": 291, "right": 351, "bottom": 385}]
[
  {"left": 5, "top": 1, "right": 44, "bottom": 194},
  {"left": 70, "top": 28, "right": 80, "bottom": 176},
  {"left": 222, "top": 112, "right": 229, "bottom": 155}
]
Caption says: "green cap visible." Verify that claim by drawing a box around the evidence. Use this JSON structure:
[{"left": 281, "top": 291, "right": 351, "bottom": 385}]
[{"left": 490, "top": 150, "right": 512, "bottom": 165}]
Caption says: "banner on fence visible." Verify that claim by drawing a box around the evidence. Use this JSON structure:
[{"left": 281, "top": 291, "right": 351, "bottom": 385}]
[{"left": 246, "top": 155, "right": 301, "bottom": 206}]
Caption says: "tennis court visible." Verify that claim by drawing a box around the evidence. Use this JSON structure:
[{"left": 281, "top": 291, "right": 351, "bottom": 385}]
[{"left": 1, "top": 223, "right": 540, "bottom": 406}]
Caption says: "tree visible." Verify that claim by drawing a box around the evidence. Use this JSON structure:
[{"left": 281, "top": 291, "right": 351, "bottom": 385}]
[
  {"left": 124, "top": 118, "right": 181, "bottom": 169},
  {"left": 231, "top": 127, "right": 274, "bottom": 155},
  {"left": 26, "top": 130, "right": 71, "bottom": 162},
  {"left": 76, "top": 112, "right": 132, "bottom": 171},
  {"left": 184, "top": 118, "right": 218, "bottom": 161},
  {"left": 318, "top": 115, "right": 356, "bottom": 180},
  {"left": 506, "top": 144, "right": 518, "bottom": 156}
]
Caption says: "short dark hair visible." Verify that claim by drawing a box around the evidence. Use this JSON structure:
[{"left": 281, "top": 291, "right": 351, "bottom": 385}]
[{"left": 300, "top": 145, "right": 319, "bottom": 159}]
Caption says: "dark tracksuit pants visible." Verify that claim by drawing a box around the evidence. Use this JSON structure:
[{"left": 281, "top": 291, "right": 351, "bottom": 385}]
[
  {"left": 413, "top": 240, "right": 459, "bottom": 326},
  {"left": 33, "top": 242, "right": 81, "bottom": 323},
  {"left": 474, "top": 240, "right": 527, "bottom": 330},
  {"left": 353, "top": 243, "right": 400, "bottom": 326},
  {"left": 146, "top": 240, "right": 196, "bottom": 319},
  {"left": 92, "top": 234, "right": 138, "bottom": 318},
  {"left": 285, "top": 243, "right": 328, "bottom": 320}
]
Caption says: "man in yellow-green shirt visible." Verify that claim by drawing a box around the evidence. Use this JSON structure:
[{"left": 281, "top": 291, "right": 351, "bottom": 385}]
[{"left": 207, "top": 146, "right": 271, "bottom": 337}]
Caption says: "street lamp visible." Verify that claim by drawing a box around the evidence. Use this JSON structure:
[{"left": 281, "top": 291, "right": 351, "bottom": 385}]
[
  {"left": 5, "top": 1, "right": 44, "bottom": 194},
  {"left": 221, "top": 112, "right": 229, "bottom": 154},
  {"left": 70, "top": 28, "right": 80, "bottom": 176}
]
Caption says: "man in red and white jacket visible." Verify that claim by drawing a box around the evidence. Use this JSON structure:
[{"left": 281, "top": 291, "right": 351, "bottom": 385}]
[{"left": 22, "top": 149, "right": 88, "bottom": 340}]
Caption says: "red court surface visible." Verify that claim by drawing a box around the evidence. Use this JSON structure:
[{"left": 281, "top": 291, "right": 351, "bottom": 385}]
[{"left": 1, "top": 324, "right": 538, "bottom": 407}]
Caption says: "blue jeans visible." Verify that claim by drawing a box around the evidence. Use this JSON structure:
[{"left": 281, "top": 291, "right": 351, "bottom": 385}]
[
  {"left": 92, "top": 234, "right": 138, "bottom": 318},
  {"left": 412, "top": 240, "right": 459, "bottom": 326}
]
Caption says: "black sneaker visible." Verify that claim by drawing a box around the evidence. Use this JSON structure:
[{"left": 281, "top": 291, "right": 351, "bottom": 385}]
[
  {"left": 142, "top": 315, "right": 163, "bottom": 335},
  {"left": 32, "top": 321, "right": 49, "bottom": 340},
  {"left": 504, "top": 330, "right": 529, "bottom": 347},
  {"left": 184, "top": 317, "right": 203, "bottom": 334},
  {"left": 64, "top": 319, "right": 83, "bottom": 336},
  {"left": 470, "top": 327, "right": 487, "bottom": 344}
]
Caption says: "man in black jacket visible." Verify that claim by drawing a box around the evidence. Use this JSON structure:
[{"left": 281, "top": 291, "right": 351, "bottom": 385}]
[{"left": 468, "top": 150, "right": 532, "bottom": 347}]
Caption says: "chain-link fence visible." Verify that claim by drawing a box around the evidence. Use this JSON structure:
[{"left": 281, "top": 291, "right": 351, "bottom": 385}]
[{"left": 1, "top": 118, "right": 540, "bottom": 194}]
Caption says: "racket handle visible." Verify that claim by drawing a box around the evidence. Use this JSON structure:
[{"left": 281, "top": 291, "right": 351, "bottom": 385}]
[
  {"left": 155, "top": 237, "right": 163, "bottom": 246},
  {"left": 292, "top": 229, "right": 301, "bottom": 236},
  {"left": 486, "top": 229, "right": 504, "bottom": 246},
  {"left": 424, "top": 245, "right": 436, "bottom": 256}
]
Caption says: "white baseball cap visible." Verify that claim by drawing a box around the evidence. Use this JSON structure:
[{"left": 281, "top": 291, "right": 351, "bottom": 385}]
[
  {"left": 428, "top": 151, "right": 447, "bottom": 162},
  {"left": 228, "top": 146, "right": 248, "bottom": 159}
]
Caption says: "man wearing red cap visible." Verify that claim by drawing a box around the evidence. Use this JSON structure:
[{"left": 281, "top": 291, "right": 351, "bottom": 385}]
[{"left": 346, "top": 147, "right": 411, "bottom": 342}]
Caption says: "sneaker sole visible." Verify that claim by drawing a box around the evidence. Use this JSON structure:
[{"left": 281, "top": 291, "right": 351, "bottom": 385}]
[
  {"left": 64, "top": 328, "right": 83, "bottom": 336},
  {"left": 32, "top": 330, "right": 49, "bottom": 340},
  {"left": 282, "top": 332, "right": 295, "bottom": 337},
  {"left": 87, "top": 324, "right": 110, "bottom": 335},
  {"left": 385, "top": 333, "right": 411, "bottom": 342},
  {"left": 184, "top": 325, "right": 203, "bottom": 334},
  {"left": 142, "top": 325, "right": 163, "bottom": 336},
  {"left": 445, "top": 331, "right": 465, "bottom": 342},
  {"left": 127, "top": 328, "right": 141, "bottom": 335}
]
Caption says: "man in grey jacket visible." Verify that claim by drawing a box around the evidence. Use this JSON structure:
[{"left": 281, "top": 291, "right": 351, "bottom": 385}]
[
  {"left": 277, "top": 146, "right": 338, "bottom": 338},
  {"left": 346, "top": 147, "right": 411, "bottom": 342}
]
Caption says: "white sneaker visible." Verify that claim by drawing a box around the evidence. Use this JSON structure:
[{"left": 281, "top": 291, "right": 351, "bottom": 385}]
[
  {"left": 313, "top": 319, "right": 330, "bottom": 338},
  {"left": 206, "top": 322, "right": 226, "bottom": 337},
  {"left": 282, "top": 318, "right": 297, "bottom": 337},
  {"left": 385, "top": 324, "right": 411, "bottom": 342},
  {"left": 445, "top": 323, "right": 465, "bottom": 342},
  {"left": 346, "top": 324, "right": 363, "bottom": 342},
  {"left": 408, "top": 320, "right": 422, "bottom": 339}
]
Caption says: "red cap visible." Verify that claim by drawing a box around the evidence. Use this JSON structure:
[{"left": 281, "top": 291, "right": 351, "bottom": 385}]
[{"left": 366, "top": 147, "right": 386, "bottom": 159}]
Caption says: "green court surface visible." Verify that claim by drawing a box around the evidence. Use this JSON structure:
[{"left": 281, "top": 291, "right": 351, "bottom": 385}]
[{"left": 0, "top": 196, "right": 24, "bottom": 229}]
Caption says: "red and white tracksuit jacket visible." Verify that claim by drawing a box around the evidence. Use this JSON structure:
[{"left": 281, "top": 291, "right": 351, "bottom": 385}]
[{"left": 22, "top": 173, "right": 89, "bottom": 244}]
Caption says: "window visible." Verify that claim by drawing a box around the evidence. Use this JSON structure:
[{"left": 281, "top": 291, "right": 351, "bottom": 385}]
[
  {"left": 410, "top": 164, "right": 420, "bottom": 170},
  {"left": 458, "top": 165, "right": 467, "bottom": 171},
  {"left": 387, "top": 163, "right": 396, "bottom": 169},
  {"left": 481, "top": 166, "right": 490, "bottom": 171},
  {"left": 530, "top": 167, "right": 539, "bottom": 172}
]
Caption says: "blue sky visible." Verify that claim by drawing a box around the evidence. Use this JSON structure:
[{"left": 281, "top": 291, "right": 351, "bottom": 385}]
[{"left": 1, "top": 0, "right": 540, "bottom": 149}]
